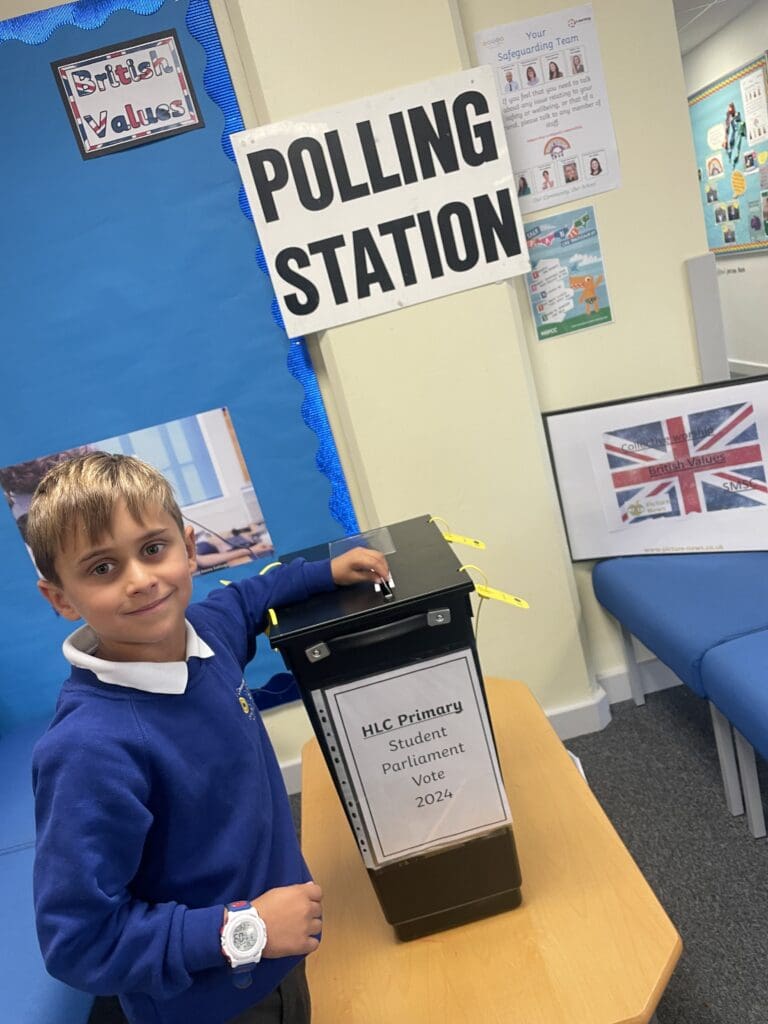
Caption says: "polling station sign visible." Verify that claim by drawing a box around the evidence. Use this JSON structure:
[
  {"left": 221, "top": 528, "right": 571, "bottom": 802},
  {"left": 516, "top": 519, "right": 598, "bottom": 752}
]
[{"left": 232, "top": 68, "right": 529, "bottom": 337}]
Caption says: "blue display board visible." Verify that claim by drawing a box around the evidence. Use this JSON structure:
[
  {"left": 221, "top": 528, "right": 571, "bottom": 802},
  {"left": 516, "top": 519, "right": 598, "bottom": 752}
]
[
  {"left": 0, "top": 0, "right": 355, "bottom": 728},
  {"left": 689, "top": 54, "right": 768, "bottom": 256}
]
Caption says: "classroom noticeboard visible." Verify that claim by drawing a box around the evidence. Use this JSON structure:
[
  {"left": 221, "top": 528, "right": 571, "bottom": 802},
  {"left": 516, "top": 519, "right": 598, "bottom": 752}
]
[
  {"left": 232, "top": 67, "right": 529, "bottom": 338},
  {"left": 688, "top": 54, "right": 768, "bottom": 256}
]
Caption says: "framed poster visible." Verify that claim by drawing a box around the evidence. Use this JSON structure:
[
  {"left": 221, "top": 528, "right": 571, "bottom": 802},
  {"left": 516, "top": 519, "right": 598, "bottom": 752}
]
[
  {"left": 543, "top": 376, "right": 768, "bottom": 560},
  {"left": 52, "top": 29, "right": 203, "bottom": 158},
  {"left": 688, "top": 54, "right": 768, "bottom": 255}
]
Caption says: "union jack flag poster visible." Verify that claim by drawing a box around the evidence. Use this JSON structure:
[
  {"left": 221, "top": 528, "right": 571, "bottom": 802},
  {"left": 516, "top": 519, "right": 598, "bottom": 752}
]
[
  {"left": 603, "top": 401, "right": 767, "bottom": 528},
  {"left": 543, "top": 377, "right": 768, "bottom": 559}
]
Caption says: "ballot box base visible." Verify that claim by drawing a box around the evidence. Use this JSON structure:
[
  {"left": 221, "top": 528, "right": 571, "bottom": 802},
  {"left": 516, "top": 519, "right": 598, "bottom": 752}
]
[
  {"left": 391, "top": 885, "right": 523, "bottom": 942},
  {"left": 367, "top": 826, "right": 522, "bottom": 941}
]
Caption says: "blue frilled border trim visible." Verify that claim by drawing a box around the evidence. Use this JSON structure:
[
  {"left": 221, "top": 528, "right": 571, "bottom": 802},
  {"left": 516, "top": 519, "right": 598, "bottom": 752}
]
[
  {"left": 1, "top": 0, "right": 359, "bottom": 536},
  {"left": 184, "top": 0, "right": 359, "bottom": 534}
]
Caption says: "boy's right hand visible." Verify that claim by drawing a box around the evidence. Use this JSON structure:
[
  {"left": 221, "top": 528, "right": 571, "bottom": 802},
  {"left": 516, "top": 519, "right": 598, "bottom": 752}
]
[{"left": 251, "top": 881, "right": 323, "bottom": 958}]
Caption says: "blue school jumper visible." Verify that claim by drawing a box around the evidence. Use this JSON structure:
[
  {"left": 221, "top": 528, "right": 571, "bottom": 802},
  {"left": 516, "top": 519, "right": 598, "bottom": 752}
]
[{"left": 32, "top": 559, "right": 333, "bottom": 1024}]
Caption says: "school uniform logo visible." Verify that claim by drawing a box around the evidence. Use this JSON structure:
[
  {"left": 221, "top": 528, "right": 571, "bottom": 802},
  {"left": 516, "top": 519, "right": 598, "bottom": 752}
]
[{"left": 236, "top": 679, "right": 257, "bottom": 720}]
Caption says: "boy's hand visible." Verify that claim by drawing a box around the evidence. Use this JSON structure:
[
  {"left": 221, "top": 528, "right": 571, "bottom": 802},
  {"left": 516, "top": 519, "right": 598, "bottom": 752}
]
[
  {"left": 331, "top": 546, "right": 390, "bottom": 586},
  {"left": 251, "top": 881, "right": 323, "bottom": 958}
]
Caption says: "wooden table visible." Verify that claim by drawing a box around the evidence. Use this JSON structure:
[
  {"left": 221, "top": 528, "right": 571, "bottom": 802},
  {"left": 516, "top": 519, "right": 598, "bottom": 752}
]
[{"left": 301, "top": 678, "right": 681, "bottom": 1024}]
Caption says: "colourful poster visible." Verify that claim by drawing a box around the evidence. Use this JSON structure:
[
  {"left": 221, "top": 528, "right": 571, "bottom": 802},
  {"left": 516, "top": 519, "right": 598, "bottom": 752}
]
[
  {"left": 597, "top": 400, "right": 766, "bottom": 532},
  {"left": 524, "top": 205, "right": 611, "bottom": 340},
  {"left": 52, "top": 30, "right": 203, "bottom": 158},
  {"left": 544, "top": 378, "right": 768, "bottom": 560},
  {"left": 688, "top": 54, "right": 768, "bottom": 255},
  {"left": 474, "top": 4, "right": 620, "bottom": 214}
]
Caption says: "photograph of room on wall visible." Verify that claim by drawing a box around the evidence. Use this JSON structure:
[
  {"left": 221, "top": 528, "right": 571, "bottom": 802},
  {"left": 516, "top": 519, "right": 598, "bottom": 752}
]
[
  {"left": 543, "top": 376, "right": 768, "bottom": 559},
  {"left": 0, "top": 407, "right": 273, "bottom": 577}
]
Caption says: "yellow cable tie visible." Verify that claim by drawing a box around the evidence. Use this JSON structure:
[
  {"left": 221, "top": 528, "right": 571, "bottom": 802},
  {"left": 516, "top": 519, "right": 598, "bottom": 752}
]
[
  {"left": 267, "top": 608, "right": 278, "bottom": 626},
  {"left": 428, "top": 515, "right": 451, "bottom": 530},
  {"left": 458, "top": 563, "right": 489, "bottom": 589},
  {"left": 259, "top": 561, "right": 283, "bottom": 575},
  {"left": 475, "top": 584, "right": 529, "bottom": 609}
]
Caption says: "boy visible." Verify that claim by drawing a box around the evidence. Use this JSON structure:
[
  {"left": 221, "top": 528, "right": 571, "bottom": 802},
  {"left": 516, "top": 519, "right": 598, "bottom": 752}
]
[{"left": 27, "top": 452, "right": 388, "bottom": 1024}]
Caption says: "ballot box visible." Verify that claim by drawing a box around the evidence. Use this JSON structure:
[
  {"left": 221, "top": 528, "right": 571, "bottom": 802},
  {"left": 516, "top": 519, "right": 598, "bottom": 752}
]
[{"left": 269, "top": 515, "right": 522, "bottom": 940}]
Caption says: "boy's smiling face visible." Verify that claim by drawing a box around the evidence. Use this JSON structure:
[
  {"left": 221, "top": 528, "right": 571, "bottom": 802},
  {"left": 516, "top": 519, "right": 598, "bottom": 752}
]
[{"left": 39, "top": 499, "right": 197, "bottom": 663}]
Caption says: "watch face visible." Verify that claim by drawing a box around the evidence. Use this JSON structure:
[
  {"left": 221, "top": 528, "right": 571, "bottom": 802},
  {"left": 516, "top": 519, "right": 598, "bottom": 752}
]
[{"left": 232, "top": 919, "right": 260, "bottom": 953}]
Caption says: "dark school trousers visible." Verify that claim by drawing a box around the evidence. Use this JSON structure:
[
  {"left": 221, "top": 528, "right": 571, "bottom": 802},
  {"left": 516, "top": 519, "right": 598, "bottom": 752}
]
[{"left": 226, "top": 962, "right": 310, "bottom": 1024}]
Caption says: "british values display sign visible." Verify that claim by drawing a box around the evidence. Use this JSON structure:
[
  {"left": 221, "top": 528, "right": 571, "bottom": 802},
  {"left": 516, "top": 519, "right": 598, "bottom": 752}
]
[
  {"left": 52, "top": 31, "right": 203, "bottom": 159},
  {"left": 312, "top": 649, "right": 512, "bottom": 868},
  {"left": 232, "top": 67, "right": 530, "bottom": 337}
]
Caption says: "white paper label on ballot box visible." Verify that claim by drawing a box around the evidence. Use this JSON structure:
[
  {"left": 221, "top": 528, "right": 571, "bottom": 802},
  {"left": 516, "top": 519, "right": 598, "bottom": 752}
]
[{"left": 314, "top": 649, "right": 511, "bottom": 867}]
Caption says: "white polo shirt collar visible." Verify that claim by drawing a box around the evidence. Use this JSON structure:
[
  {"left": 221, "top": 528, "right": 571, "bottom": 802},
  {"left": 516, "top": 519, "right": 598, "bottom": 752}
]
[{"left": 62, "top": 621, "right": 215, "bottom": 695}]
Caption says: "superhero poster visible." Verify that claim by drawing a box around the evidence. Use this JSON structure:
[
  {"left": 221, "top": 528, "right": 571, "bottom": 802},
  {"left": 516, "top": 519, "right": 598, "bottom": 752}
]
[
  {"left": 524, "top": 204, "right": 612, "bottom": 340},
  {"left": 688, "top": 54, "right": 768, "bottom": 255}
]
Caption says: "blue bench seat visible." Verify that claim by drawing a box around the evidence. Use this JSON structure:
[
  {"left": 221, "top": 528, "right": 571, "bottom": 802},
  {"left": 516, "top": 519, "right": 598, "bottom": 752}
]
[
  {"left": 0, "top": 716, "right": 93, "bottom": 1024},
  {"left": 0, "top": 846, "right": 94, "bottom": 1024},
  {"left": 702, "top": 634, "right": 768, "bottom": 837},
  {"left": 593, "top": 552, "right": 768, "bottom": 836},
  {"left": 592, "top": 553, "right": 768, "bottom": 696}
]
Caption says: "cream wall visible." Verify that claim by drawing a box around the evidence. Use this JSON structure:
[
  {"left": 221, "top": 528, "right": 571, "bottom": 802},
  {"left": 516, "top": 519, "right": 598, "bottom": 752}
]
[
  {"left": 456, "top": 2, "right": 708, "bottom": 695},
  {"left": 224, "top": 0, "right": 707, "bottom": 733},
  {"left": 0, "top": 0, "right": 41, "bottom": 14},
  {"left": 1, "top": 0, "right": 708, "bottom": 769},
  {"left": 226, "top": 0, "right": 597, "bottom": 726}
]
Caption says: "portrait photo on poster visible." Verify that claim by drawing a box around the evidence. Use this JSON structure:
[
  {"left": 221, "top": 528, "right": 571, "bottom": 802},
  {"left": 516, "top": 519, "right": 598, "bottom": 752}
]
[
  {"left": 0, "top": 408, "right": 274, "bottom": 578},
  {"left": 543, "top": 376, "right": 768, "bottom": 560}
]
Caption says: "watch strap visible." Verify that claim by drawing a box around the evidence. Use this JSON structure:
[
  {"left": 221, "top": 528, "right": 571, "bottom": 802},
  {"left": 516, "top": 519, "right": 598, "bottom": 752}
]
[
  {"left": 222, "top": 901, "right": 261, "bottom": 988},
  {"left": 226, "top": 900, "right": 252, "bottom": 914}
]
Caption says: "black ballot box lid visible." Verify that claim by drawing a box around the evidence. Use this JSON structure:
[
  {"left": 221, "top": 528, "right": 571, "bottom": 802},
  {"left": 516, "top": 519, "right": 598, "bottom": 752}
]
[{"left": 269, "top": 515, "right": 474, "bottom": 646}]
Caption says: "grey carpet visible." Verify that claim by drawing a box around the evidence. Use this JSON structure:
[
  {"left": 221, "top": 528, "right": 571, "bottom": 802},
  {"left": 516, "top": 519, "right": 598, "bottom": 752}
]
[
  {"left": 89, "top": 686, "right": 768, "bottom": 1022},
  {"left": 567, "top": 687, "right": 768, "bottom": 1024}
]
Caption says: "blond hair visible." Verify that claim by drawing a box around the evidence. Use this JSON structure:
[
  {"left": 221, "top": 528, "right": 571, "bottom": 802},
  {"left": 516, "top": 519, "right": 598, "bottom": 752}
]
[{"left": 26, "top": 452, "right": 184, "bottom": 584}]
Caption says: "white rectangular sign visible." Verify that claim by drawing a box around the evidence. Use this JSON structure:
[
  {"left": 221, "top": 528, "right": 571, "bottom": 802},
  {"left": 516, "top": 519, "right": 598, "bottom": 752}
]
[
  {"left": 315, "top": 649, "right": 511, "bottom": 867},
  {"left": 52, "top": 30, "right": 203, "bottom": 158},
  {"left": 544, "top": 377, "right": 768, "bottom": 559},
  {"left": 232, "top": 68, "right": 529, "bottom": 338},
  {"left": 474, "top": 4, "right": 620, "bottom": 214}
]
